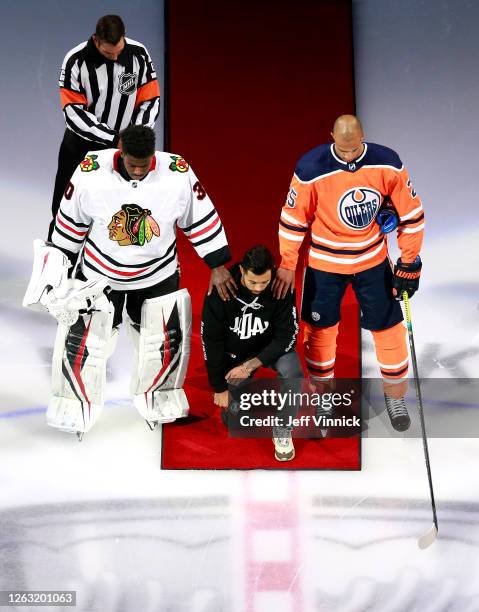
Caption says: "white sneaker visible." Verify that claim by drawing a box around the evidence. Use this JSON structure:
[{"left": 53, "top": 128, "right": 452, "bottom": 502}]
[{"left": 273, "top": 435, "right": 295, "bottom": 462}]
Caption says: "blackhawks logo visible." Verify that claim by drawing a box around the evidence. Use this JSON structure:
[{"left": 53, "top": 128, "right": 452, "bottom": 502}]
[
  {"left": 108, "top": 204, "right": 160, "bottom": 247},
  {"left": 80, "top": 154, "right": 100, "bottom": 172},
  {"left": 169, "top": 155, "right": 189, "bottom": 173}
]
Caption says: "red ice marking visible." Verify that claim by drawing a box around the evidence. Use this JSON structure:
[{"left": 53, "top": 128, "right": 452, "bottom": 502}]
[
  {"left": 84, "top": 248, "right": 149, "bottom": 276},
  {"left": 243, "top": 473, "right": 302, "bottom": 612},
  {"left": 188, "top": 214, "right": 220, "bottom": 239},
  {"left": 41, "top": 252, "right": 50, "bottom": 273},
  {"left": 56, "top": 214, "right": 88, "bottom": 237},
  {"left": 73, "top": 317, "right": 92, "bottom": 416},
  {"left": 146, "top": 313, "right": 172, "bottom": 394}
]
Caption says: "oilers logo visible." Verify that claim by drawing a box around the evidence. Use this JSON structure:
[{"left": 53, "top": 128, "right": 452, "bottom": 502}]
[{"left": 338, "top": 187, "right": 381, "bottom": 230}]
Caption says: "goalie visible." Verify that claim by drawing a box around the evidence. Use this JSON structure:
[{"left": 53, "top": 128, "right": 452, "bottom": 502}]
[{"left": 24, "top": 125, "right": 235, "bottom": 437}]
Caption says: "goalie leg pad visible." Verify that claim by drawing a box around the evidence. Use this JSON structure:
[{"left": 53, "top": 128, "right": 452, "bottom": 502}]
[
  {"left": 130, "top": 289, "right": 192, "bottom": 423},
  {"left": 47, "top": 301, "right": 115, "bottom": 434}
]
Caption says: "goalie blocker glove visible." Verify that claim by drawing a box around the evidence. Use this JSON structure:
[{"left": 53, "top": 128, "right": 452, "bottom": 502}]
[{"left": 392, "top": 256, "right": 422, "bottom": 300}]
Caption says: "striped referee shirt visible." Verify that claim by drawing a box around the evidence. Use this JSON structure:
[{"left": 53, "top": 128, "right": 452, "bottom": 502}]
[{"left": 59, "top": 37, "right": 160, "bottom": 146}]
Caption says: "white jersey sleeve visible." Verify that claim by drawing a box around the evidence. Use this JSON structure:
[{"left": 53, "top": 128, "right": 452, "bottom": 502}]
[
  {"left": 51, "top": 163, "right": 91, "bottom": 254},
  {"left": 177, "top": 164, "right": 230, "bottom": 268}
]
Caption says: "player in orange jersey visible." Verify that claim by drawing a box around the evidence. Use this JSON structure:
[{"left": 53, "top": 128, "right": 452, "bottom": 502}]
[{"left": 273, "top": 115, "right": 424, "bottom": 431}]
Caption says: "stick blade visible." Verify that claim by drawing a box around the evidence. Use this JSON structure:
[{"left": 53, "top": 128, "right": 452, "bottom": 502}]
[{"left": 418, "top": 524, "right": 438, "bottom": 549}]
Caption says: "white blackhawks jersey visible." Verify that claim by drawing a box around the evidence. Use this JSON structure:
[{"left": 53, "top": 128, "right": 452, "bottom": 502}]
[{"left": 51, "top": 149, "right": 230, "bottom": 290}]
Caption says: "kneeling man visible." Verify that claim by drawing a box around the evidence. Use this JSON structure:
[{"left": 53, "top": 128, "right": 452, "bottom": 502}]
[{"left": 201, "top": 245, "right": 303, "bottom": 461}]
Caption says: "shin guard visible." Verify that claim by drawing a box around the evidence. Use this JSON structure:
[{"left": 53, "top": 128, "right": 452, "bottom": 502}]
[
  {"left": 303, "top": 322, "right": 339, "bottom": 380},
  {"left": 47, "top": 295, "right": 114, "bottom": 434},
  {"left": 371, "top": 322, "right": 409, "bottom": 398},
  {"left": 130, "top": 289, "right": 192, "bottom": 424}
]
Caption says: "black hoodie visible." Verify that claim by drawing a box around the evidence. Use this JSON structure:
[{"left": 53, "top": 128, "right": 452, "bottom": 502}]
[{"left": 201, "top": 264, "right": 299, "bottom": 392}]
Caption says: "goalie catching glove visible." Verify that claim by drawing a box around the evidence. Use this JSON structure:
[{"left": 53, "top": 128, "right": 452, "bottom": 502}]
[{"left": 392, "top": 256, "right": 422, "bottom": 300}]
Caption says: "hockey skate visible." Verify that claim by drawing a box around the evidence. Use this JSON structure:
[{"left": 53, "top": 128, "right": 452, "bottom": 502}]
[
  {"left": 384, "top": 394, "right": 411, "bottom": 432},
  {"left": 272, "top": 426, "right": 295, "bottom": 461}
]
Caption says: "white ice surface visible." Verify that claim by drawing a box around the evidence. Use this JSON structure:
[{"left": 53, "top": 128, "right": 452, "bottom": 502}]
[{"left": 1, "top": 272, "right": 479, "bottom": 611}]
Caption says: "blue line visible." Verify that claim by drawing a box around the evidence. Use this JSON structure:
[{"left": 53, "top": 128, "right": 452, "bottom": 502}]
[
  {"left": 368, "top": 394, "right": 479, "bottom": 410},
  {"left": 423, "top": 398, "right": 479, "bottom": 409},
  {"left": 0, "top": 399, "right": 130, "bottom": 420},
  {"left": 2, "top": 395, "right": 477, "bottom": 422},
  {"left": 0, "top": 406, "right": 46, "bottom": 418}
]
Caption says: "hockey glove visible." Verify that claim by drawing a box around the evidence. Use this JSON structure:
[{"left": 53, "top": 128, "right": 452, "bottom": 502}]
[
  {"left": 392, "top": 256, "right": 422, "bottom": 300},
  {"left": 43, "top": 278, "right": 111, "bottom": 325},
  {"left": 376, "top": 202, "right": 399, "bottom": 234}
]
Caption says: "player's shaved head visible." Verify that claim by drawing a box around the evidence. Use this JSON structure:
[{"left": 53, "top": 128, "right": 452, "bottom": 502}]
[
  {"left": 331, "top": 115, "right": 364, "bottom": 162},
  {"left": 332, "top": 115, "right": 364, "bottom": 140}
]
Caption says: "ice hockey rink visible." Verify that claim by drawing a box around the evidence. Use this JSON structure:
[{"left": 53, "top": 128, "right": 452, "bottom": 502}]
[
  {"left": 2, "top": 230, "right": 479, "bottom": 611},
  {"left": 2, "top": 0, "right": 479, "bottom": 610}
]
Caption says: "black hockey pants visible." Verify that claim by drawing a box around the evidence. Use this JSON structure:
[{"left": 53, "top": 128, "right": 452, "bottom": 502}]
[{"left": 48, "top": 130, "right": 109, "bottom": 241}]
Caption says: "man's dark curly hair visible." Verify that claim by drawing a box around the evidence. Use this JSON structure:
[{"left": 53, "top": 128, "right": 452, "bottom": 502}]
[
  {"left": 241, "top": 245, "right": 275, "bottom": 275},
  {"left": 95, "top": 15, "right": 125, "bottom": 44},
  {"left": 120, "top": 125, "right": 156, "bottom": 158}
]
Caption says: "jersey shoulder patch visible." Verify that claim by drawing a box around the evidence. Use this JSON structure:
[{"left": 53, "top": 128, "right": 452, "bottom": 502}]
[
  {"left": 364, "top": 142, "right": 402, "bottom": 170},
  {"left": 168, "top": 154, "right": 189, "bottom": 173},
  {"left": 79, "top": 154, "right": 100, "bottom": 172},
  {"left": 77, "top": 149, "right": 118, "bottom": 180},
  {"left": 294, "top": 144, "right": 336, "bottom": 182}
]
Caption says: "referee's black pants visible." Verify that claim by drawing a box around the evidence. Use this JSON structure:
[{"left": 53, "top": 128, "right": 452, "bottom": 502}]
[{"left": 48, "top": 130, "right": 109, "bottom": 240}]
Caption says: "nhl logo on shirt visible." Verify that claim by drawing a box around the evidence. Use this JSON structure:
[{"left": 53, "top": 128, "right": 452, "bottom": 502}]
[
  {"left": 338, "top": 187, "right": 381, "bottom": 230},
  {"left": 118, "top": 72, "right": 138, "bottom": 95},
  {"left": 311, "top": 312, "right": 321, "bottom": 321}
]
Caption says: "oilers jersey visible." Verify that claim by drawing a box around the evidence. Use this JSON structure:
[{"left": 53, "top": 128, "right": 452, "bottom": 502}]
[
  {"left": 51, "top": 149, "right": 230, "bottom": 290},
  {"left": 279, "top": 142, "right": 425, "bottom": 274}
]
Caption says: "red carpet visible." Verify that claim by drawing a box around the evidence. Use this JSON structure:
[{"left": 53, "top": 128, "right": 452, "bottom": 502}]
[{"left": 162, "top": 0, "right": 360, "bottom": 469}]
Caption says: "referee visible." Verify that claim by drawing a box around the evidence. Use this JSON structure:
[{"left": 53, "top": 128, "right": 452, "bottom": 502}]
[{"left": 49, "top": 15, "right": 161, "bottom": 240}]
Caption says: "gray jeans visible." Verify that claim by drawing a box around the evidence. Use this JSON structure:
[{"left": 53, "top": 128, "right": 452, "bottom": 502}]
[
  {"left": 229, "top": 351, "right": 303, "bottom": 428},
  {"left": 271, "top": 351, "right": 303, "bottom": 379}
]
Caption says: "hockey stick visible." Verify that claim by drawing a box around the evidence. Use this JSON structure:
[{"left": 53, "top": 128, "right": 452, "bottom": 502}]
[{"left": 403, "top": 291, "right": 438, "bottom": 549}]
